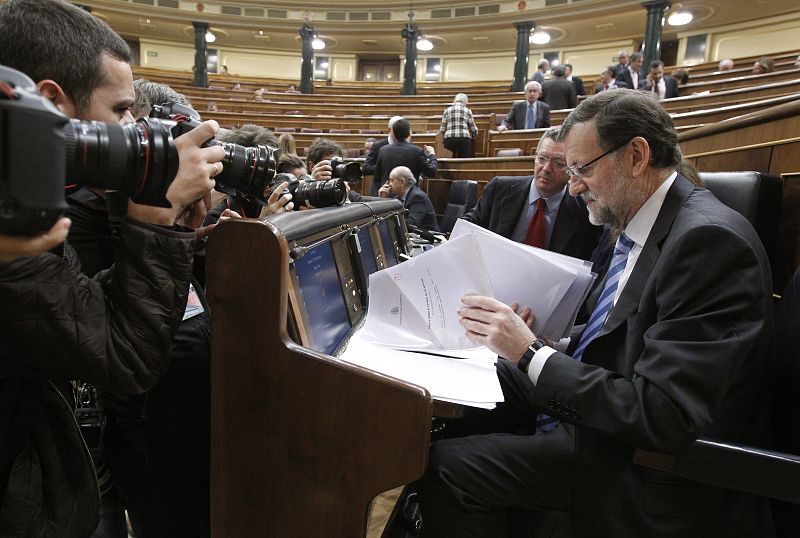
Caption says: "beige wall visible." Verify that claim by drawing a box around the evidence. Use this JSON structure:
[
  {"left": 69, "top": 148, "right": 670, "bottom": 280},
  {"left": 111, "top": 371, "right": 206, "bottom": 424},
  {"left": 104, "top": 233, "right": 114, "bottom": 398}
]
[
  {"left": 562, "top": 40, "right": 636, "bottom": 77},
  {"left": 440, "top": 53, "right": 514, "bottom": 81}
]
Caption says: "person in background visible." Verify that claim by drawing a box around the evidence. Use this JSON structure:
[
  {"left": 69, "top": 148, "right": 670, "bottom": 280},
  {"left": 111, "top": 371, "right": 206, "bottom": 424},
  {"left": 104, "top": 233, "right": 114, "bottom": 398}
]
[
  {"left": 498, "top": 81, "right": 550, "bottom": 131},
  {"left": 531, "top": 58, "right": 549, "bottom": 84},
  {"left": 595, "top": 66, "right": 618, "bottom": 93},
  {"left": 644, "top": 60, "right": 680, "bottom": 99},
  {"left": 131, "top": 78, "right": 189, "bottom": 119},
  {"left": 542, "top": 65, "right": 577, "bottom": 110},
  {"left": 718, "top": 59, "right": 734, "bottom": 71},
  {"left": 439, "top": 93, "right": 478, "bottom": 158},
  {"left": 615, "top": 51, "right": 644, "bottom": 89},
  {"left": 364, "top": 137, "right": 376, "bottom": 155},
  {"left": 613, "top": 49, "right": 630, "bottom": 76},
  {"left": 563, "top": 64, "right": 586, "bottom": 96},
  {"left": 279, "top": 132, "right": 297, "bottom": 156},
  {"left": 219, "top": 64, "right": 228, "bottom": 75},
  {"left": 752, "top": 56, "right": 774, "bottom": 74},
  {"left": 378, "top": 166, "right": 441, "bottom": 233},
  {"left": 671, "top": 67, "right": 690, "bottom": 86}
]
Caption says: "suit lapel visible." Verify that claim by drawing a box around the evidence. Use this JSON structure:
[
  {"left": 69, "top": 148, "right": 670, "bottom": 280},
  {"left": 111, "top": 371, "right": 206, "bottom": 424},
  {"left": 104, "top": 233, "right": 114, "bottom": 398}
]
[
  {"left": 499, "top": 177, "right": 533, "bottom": 237},
  {"left": 596, "top": 175, "right": 694, "bottom": 338},
  {"left": 549, "top": 190, "right": 577, "bottom": 252}
]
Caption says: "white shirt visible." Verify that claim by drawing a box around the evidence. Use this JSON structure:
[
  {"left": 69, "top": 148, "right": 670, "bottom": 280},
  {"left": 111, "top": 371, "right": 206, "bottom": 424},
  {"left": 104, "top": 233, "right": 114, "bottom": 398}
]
[{"left": 527, "top": 171, "right": 678, "bottom": 384}]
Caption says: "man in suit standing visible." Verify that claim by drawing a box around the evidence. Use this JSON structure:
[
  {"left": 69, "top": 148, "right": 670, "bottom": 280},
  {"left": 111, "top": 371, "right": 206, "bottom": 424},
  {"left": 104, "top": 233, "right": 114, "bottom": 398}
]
[
  {"left": 564, "top": 64, "right": 586, "bottom": 96},
  {"left": 594, "top": 66, "right": 619, "bottom": 93},
  {"left": 497, "top": 81, "right": 550, "bottom": 132},
  {"left": 613, "top": 49, "right": 630, "bottom": 76},
  {"left": 420, "top": 89, "right": 773, "bottom": 537},
  {"left": 542, "top": 65, "right": 577, "bottom": 110},
  {"left": 531, "top": 59, "right": 549, "bottom": 84},
  {"left": 371, "top": 117, "right": 438, "bottom": 196},
  {"left": 462, "top": 127, "right": 600, "bottom": 261},
  {"left": 378, "top": 166, "right": 440, "bottom": 232},
  {"left": 616, "top": 51, "right": 644, "bottom": 89},
  {"left": 643, "top": 60, "right": 679, "bottom": 99},
  {"left": 363, "top": 115, "right": 403, "bottom": 177}
]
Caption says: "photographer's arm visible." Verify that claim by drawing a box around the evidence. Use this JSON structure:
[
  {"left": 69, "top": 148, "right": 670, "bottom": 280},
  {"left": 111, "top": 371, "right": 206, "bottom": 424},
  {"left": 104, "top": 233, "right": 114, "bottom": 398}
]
[
  {"left": 0, "top": 219, "right": 195, "bottom": 394},
  {"left": 0, "top": 218, "right": 71, "bottom": 262}
]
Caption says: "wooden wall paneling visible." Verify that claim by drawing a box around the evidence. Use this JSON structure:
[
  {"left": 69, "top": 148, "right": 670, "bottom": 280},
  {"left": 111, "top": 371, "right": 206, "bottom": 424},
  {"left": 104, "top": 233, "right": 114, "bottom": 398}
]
[{"left": 693, "top": 146, "right": 773, "bottom": 173}]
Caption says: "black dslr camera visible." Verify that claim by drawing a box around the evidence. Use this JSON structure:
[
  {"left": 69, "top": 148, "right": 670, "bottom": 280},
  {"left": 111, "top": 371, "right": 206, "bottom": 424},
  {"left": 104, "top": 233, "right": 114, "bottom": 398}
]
[
  {"left": 0, "top": 64, "right": 279, "bottom": 234},
  {"left": 329, "top": 157, "right": 362, "bottom": 183},
  {"left": 267, "top": 172, "right": 347, "bottom": 209}
]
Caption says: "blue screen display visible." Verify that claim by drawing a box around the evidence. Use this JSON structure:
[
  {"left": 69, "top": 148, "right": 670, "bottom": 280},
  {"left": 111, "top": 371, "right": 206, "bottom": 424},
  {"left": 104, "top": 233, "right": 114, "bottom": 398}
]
[
  {"left": 293, "top": 242, "right": 352, "bottom": 355},
  {"left": 379, "top": 220, "right": 398, "bottom": 267},
  {"left": 357, "top": 227, "right": 378, "bottom": 277}
]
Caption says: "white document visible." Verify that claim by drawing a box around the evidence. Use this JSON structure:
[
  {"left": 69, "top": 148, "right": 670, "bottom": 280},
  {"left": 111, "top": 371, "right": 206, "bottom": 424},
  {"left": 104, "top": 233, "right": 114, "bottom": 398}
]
[
  {"left": 339, "top": 329, "right": 502, "bottom": 409},
  {"left": 450, "top": 219, "right": 596, "bottom": 341},
  {"left": 360, "top": 233, "right": 493, "bottom": 350}
]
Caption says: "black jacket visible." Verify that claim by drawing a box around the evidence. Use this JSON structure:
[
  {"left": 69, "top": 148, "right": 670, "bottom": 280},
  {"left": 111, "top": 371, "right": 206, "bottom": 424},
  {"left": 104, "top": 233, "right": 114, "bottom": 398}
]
[
  {"left": 403, "top": 185, "right": 441, "bottom": 233},
  {"left": 371, "top": 141, "right": 438, "bottom": 196},
  {"left": 0, "top": 220, "right": 195, "bottom": 537}
]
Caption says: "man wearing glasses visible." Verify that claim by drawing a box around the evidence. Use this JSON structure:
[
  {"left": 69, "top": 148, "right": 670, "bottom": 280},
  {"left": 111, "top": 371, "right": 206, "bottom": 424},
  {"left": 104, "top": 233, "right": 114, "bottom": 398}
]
[
  {"left": 462, "top": 127, "right": 600, "bottom": 261},
  {"left": 420, "top": 90, "right": 773, "bottom": 537}
]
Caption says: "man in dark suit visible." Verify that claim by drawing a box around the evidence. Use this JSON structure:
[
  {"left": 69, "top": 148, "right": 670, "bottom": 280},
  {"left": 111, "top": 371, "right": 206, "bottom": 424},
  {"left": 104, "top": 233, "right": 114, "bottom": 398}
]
[
  {"left": 564, "top": 63, "right": 586, "bottom": 96},
  {"left": 497, "top": 81, "right": 550, "bottom": 132},
  {"left": 613, "top": 49, "right": 630, "bottom": 77},
  {"left": 542, "top": 65, "right": 577, "bottom": 110},
  {"left": 420, "top": 89, "right": 773, "bottom": 537},
  {"left": 462, "top": 127, "right": 600, "bottom": 261},
  {"left": 643, "top": 60, "right": 680, "bottom": 99},
  {"left": 363, "top": 115, "right": 402, "bottom": 177},
  {"left": 594, "top": 66, "right": 619, "bottom": 93},
  {"left": 615, "top": 51, "right": 644, "bottom": 89},
  {"left": 371, "top": 117, "right": 438, "bottom": 197},
  {"left": 379, "top": 166, "right": 440, "bottom": 233}
]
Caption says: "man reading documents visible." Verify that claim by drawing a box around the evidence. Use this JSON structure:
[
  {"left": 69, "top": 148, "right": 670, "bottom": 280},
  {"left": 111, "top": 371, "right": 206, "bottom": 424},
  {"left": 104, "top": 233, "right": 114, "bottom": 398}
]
[{"left": 419, "top": 90, "right": 774, "bottom": 537}]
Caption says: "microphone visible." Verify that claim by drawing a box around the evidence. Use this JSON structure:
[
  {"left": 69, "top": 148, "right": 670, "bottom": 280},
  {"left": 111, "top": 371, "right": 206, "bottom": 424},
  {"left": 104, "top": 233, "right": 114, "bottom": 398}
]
[{"left": 407, "top": 223, "right": 441, "bottom": 243}]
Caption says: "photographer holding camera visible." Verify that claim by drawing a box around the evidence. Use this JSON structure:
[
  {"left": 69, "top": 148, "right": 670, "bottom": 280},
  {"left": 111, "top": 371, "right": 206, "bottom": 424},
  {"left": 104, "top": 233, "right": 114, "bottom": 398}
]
[{"left": 0, "top": 1, "right": 224, "bottom": 536}]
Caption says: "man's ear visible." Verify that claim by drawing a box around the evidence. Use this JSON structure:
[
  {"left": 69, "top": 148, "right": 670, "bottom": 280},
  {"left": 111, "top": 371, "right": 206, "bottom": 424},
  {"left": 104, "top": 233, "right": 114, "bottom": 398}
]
[
  {"left": 629, "top": 136, "right": 650, "bottom": 177},
  {"left": 36, "top": 79, "right": 77, "bottom": 117}
]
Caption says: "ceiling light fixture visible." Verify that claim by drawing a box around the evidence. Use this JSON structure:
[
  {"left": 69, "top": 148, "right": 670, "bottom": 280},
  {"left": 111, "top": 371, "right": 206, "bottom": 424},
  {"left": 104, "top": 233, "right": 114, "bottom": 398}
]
[
  {"left": 205, "top": 30, "right": 216, "bottom": 43},
  {"left": 417, "top": 37, "right": 433, "bottom": 51},
  {"left": 530, "top": 31, "right": 551, "bottom": 45},
  {"left": 667, "top": 11, "right": 693, "bottom": 26},
  {"left": 312, "top": 36, "right": 326, "bottom": 50}
]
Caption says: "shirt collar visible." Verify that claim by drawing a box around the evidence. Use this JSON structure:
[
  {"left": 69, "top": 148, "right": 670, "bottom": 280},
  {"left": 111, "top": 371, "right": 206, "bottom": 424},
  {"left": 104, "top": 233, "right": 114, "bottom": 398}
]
[
  {"left": 528, "top": 181, "right": 567, "bottom": 211},
  {"left": 623, "top": 171, "right": 677, "bottom": 248}
]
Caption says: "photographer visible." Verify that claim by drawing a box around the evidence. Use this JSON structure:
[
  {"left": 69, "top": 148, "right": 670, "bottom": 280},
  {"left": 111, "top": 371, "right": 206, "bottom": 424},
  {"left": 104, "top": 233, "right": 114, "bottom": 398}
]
[
  {"left": 307, "top": 137, "right": 365, "bottom": 202},
  {"left": 0, "top": 0, "right": 223, "bottom": 536}
]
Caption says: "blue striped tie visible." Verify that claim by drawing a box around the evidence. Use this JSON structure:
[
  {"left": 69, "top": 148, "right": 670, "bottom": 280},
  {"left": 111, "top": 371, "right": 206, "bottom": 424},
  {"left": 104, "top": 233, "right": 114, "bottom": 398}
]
[
  {"left": 536, "top": 232, "right": 635, "bottom": 432},
  {"left": 526, "top": 103, "right": 535, "bottom": 129}
]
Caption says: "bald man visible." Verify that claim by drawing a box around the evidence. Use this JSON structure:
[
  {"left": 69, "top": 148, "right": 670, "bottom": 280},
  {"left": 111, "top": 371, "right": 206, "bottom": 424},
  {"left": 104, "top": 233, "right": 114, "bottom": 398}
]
[{"left": 378, "top": 166, "right": 441, "bottom": 233}]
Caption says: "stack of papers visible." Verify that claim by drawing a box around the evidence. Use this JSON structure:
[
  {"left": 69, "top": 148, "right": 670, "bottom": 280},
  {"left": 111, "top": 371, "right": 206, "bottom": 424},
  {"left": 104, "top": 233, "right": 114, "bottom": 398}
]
[{"left": 337, "top": 220, "right": 596, "bottom": 409}]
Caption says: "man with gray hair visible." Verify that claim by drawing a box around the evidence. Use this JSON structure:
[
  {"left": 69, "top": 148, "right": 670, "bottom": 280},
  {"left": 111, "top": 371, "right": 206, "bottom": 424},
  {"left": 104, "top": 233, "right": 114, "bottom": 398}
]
[
  {"left": 420, "top": 88, "right": 773, "bottom": 537},
  {"left": 363, "top": 115, "right": 403, "bottom": 176},
  {"left": 131, "top": 79, "right": 189, "bottom": 119},
  {"left": 439, "top": 92, "right": 478, "bottom": 157},
  {"left": 531, "top": 58, "right": 550, "bottom": 84},
  {"left": 378, "top": 166, "right": 440, "bottom": 232},
  {"left": 463, "top": 127, "right": 599, "bottom": 259},
  {"left": 498, "top": 80, "right": 550, "bottom": 131},
  {"left": 718, "top": 58, "right": 734, "bottom": 71}
]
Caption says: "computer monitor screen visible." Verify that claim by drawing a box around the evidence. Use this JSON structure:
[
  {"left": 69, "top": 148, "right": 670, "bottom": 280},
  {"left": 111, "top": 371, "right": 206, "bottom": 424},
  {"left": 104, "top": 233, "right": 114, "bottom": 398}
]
[
  {"left": 293, "top": 241, "right": 352, "bottom": 355},
  {"left": 378, "top": 220, "right": 398, "bottom": 267},
  {"left": 357, "top": 226, "right": 378, "bottom": 277}
]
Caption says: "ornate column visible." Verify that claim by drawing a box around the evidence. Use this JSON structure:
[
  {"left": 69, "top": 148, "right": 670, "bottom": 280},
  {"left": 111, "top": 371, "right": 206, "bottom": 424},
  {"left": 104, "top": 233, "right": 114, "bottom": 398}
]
[
  {"left": 401, "top": 23, "right": 420, "bottom": 95},
  {"left": 192, "top": 21, "right": 209, "bottom": 88},
  {"left": 299, "top": 24, "right": 315, "bottom": 94},
  {"left": 641, "top": 1, "right": 670, "bottom": 75},
  {"left": 512, "top": 21, "right": 534, "bottom": 92}
]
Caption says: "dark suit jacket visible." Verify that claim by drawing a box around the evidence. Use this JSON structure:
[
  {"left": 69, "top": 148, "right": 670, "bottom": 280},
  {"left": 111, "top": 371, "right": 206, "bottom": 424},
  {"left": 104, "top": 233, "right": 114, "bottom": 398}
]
[
  {"left": 371, "top": 141, "right": 438, "bottom": 196},
  {"left": 536, "top": 175, "right": 774, "bottom": 536},
  {"left": 643, "top": 75, "right": 680, "bottom": 99},
  {"left": 402, "top": 185, "right": 441, "bottom": 233},
  {"left": 461, "top": 176, "right": 600, "bottom": 261},
  {"left": 570, "top": 76, "right": 586, "bottom": 96},
  {"left": 502, "top": 100, "right": 551, "bottom": 130},
  {"left": 363, "top": 137, "right": 390, "bottom": 176},
  {"left": 542, "top": 78, "right": 577, "bottom": 110},
  {"left": 615, "top": 67, "right": 644, "bottom": 90}
]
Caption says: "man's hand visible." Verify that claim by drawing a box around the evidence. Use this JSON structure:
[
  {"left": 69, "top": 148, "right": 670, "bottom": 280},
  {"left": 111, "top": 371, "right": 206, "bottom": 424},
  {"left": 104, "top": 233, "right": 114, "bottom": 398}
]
[
  {"left": 458, "top": 295, "right": 536, "bottom": 362},
  {"left": 497, "top": 124, "right": 508, "bottom": 132},
  {"left": 259, "top": 181, "right": 295, "bottom": 218},
  {"left": 0, "top": 217, "right": 71, "bottom": 262},
  {"left": 311, "top": 159, "right": 333, "bottom": 181},
  {"left": 423, "top": 145, "right": 435, "bottom": 156},
  {"left": 378, "top": 181, "right": 392, "bottom": 198},
  {"left": 167, "top": 119, "right": 225, "bottom": 216}
]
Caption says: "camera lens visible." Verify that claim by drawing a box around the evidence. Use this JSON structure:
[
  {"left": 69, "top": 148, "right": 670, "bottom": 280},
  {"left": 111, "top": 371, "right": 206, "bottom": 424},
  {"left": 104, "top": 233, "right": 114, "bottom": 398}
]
[
  {"left": 330, "top": 157, "right": 363, "bottom": 183},
  {"left": 296, "top": 178, "right": 347, "bottom": 208},
  {"left": 215, "top": 143, "right": 278, "bottom": 204}
]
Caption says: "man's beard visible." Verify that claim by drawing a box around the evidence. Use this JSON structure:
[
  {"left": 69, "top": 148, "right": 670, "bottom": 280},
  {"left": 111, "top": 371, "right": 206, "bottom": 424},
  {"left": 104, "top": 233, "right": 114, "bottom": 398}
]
[{"left": 582, "top": 159, "right": 645, "bottom": 229}]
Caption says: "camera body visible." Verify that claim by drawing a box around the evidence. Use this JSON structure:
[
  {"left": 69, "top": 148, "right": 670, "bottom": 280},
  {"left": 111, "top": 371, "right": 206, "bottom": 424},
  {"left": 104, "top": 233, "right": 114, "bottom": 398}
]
[
  {"left": 268, "top": 172, "right": 347, "bottom": 209},
  {"left": 0, "top": 65, "right": 71, "bottom": 234},
  {"left": 329, "top": 157, "right": 362, "bottom": 183}
]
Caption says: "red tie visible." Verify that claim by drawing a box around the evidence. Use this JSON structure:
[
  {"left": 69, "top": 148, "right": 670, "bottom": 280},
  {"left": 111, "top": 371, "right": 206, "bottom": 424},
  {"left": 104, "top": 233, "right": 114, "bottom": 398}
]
[{"left": 525, "top": 198, "right": 547, "bottom": 248}]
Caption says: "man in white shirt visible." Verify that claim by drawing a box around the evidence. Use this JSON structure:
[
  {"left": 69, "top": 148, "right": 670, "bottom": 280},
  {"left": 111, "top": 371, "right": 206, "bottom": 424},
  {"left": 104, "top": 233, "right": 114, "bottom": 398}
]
[
  {"left": 419, "top": 89, "right": 774, "bottom": 537},
  {"left": 644, "top": 60, "right": 679, "bottom": 99}
]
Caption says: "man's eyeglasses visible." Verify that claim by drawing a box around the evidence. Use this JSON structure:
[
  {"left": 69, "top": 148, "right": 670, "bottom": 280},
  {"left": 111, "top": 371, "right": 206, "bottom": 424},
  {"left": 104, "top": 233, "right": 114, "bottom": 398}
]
[
  {"left": 565, "top": 139, "right": 631, "bottom": 182},
  {"left": 533, "top": 154, "right": 567, "bottom": 170}
]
